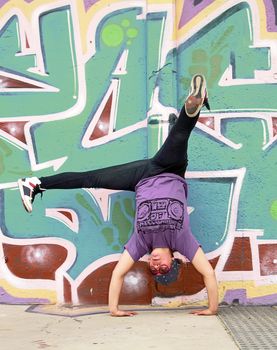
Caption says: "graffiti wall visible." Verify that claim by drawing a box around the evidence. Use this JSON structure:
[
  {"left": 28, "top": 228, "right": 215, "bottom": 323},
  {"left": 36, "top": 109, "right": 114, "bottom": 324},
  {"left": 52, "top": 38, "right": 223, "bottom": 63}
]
[{"left": 0, "top": 0, "right": 276, "bottom": 308}]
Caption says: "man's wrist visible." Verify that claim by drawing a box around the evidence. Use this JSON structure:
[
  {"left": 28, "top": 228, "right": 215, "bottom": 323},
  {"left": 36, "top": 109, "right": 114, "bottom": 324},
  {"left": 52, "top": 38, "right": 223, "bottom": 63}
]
[
  {"left": 109, "top": 306, "right": 118, "bottom": 314},
  {"left": 209, "top": 307, "right": 218, "bottom": 314}
]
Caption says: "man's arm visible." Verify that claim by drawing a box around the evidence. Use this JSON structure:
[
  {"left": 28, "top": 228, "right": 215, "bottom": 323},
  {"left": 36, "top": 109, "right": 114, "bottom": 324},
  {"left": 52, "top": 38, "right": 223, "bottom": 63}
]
[
  {"left": 190, "top": 247, "right": 218, "bottom": 316},
  {"left": 108, "top": 249, "right": 137, "bottom": 317}
]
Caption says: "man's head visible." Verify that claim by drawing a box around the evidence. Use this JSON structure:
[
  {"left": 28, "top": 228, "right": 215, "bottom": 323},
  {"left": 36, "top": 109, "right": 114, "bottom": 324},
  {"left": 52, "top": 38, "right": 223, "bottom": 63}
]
[
  {"left": 148, "top": 248, "right": 173, "bottom": 275},
  {"left": 148, "top": 248, "right": 181, "bottom": 285}
]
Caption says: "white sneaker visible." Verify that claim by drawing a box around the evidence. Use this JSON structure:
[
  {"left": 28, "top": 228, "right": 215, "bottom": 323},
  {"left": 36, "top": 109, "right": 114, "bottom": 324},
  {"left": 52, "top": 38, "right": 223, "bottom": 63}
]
[
  {"left": 18, "top": 177, "right": 43, "bottom": 213},
  {"left": 185, "top": 74, "right": 210, "bottom": 117}
]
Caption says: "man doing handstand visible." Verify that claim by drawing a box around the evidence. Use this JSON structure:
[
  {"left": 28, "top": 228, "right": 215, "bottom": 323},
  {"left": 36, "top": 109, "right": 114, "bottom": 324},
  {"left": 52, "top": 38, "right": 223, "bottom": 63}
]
[{"left": 18, "top": 74, "right": 218, "bottom": 317}]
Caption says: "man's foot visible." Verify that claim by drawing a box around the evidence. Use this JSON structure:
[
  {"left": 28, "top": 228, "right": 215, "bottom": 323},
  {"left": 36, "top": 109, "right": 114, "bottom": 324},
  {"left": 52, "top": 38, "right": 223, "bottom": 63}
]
[
  {"left": 185, "top": 74, "right": 210, "bottom": 117},
  {"left": 18, "top": 177, "right": 43, "bottom": 213}
]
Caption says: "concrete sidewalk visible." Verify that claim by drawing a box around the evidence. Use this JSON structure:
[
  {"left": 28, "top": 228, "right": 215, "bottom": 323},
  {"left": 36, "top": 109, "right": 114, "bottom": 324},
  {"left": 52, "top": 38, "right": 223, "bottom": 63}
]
[{"left": 0, "top": 304, "right": 238, "bottom": 350}]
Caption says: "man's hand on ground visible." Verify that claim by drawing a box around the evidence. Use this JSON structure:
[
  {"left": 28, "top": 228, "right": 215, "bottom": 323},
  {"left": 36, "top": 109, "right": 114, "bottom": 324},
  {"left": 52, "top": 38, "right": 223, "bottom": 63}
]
[
  {"left": 190, "top": 309, "right": 217, "bottom": 316},
  {"left": 110, "top": 309, "right": 137, "bottom": 317}
]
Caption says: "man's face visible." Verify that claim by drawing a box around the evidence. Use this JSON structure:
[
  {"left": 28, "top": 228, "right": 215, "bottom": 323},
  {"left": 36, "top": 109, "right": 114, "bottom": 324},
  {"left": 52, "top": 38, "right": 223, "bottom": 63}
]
[{"left": 148, "top": 250, "right": 173, "bottom": 275}]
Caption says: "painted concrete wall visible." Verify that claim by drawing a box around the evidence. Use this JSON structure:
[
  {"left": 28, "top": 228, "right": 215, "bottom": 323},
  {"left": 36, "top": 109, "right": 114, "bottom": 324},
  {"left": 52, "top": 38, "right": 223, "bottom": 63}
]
[{"left": 0, "top": 0, "right": 276, "bottom": 307}]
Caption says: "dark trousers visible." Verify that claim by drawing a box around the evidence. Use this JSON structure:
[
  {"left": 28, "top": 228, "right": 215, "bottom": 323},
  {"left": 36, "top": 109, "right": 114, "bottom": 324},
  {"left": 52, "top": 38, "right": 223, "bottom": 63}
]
[{"left": 40, "top": 106, "right": 199, "bottom": 192}]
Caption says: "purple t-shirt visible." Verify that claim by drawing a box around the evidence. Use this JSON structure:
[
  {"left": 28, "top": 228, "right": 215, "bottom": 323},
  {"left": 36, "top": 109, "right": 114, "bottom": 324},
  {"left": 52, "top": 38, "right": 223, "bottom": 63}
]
[{"left": 125, "top": 173, "right": 200, "bottom": 261}]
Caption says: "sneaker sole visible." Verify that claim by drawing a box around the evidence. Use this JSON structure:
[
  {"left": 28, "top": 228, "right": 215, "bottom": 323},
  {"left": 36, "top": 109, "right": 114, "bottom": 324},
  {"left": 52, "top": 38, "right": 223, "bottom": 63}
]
[
  {"left": 185, "top": 75, "right": 206, "bottom": 117},
  {"left": 18, "top": 179, "right": 32, "bottom": 213}
]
